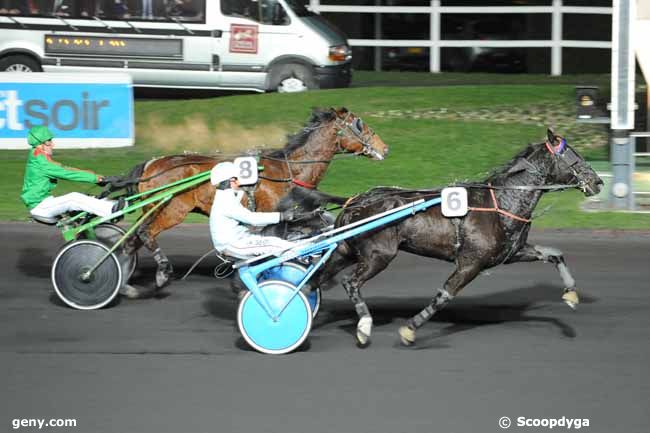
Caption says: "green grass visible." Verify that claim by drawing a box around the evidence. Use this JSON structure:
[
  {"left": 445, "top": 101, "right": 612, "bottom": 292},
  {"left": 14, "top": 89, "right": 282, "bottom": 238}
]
[{"left": 2, "top": 75, "right": 648, "bottom": 229}]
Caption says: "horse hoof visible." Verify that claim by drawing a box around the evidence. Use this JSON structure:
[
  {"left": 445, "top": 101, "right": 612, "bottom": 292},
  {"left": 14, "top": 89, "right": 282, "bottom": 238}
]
[
  {"left": 356, "top": 333, "right": 371, "bottom": 348},
  {"left": 562, "top": 289, "right": 579, "bottom": 310},
  {"left": 120, "top": 284, "right": 143, "bottom": 299},
  {"left": 356, "top": 316, "right": 372, "bottom": 348},
  {"left": 398, "top": 326, "right": 416, "bottom": 346},
  {"left": 155, "top": 271, "right": 170, "bottom": 289}
]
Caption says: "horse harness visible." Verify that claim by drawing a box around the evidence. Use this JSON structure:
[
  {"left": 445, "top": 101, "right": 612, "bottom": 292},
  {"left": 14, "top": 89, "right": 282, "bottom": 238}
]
[{"left": 468, "top": 183, "right": 532, "bottom": 223}]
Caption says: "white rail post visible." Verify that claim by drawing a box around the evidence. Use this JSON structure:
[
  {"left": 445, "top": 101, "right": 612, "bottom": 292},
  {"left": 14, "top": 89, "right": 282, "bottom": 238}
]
[
  {"left": 551, "top": 0, "right": 563, "bottom": 76},
  {"left": 430, "top": 0, "right": 441, "bottom": 73},
  {"left": 374, "top": 0, "right": 382, "bottom": 71},
  {"left": 610, "top": 0, "right": 637, "bottom": 210}
]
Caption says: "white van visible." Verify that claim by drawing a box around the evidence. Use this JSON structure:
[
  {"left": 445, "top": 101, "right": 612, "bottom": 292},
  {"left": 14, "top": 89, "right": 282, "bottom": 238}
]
[{"left": 0, "top": 0, "right": 351, "bottom": 92}]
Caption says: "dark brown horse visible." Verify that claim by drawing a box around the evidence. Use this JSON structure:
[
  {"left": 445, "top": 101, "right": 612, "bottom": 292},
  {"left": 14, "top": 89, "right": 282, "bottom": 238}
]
[
  {"left": 126, "top": 107, "right": 389, "bottom": 291},
  {"left": 311, "top": 129, "right": 603, "bottom": 347}
]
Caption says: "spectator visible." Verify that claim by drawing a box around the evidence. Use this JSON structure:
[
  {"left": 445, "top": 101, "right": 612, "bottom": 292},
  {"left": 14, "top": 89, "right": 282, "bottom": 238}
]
[{"left": 0, "top": 0, "right": 29, "bottom": 14}]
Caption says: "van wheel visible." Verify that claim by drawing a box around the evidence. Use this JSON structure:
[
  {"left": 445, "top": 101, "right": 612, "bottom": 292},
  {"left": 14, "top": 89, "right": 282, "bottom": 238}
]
[
  {"left": 268, "top": 63, "right": 318, "bottom": 93},
  {"left": 0, "top": 55, "right": 42, "bottom": 72}
]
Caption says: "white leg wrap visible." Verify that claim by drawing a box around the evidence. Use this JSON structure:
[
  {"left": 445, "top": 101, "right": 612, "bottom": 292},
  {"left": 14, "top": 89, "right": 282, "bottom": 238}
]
[
  {"left": 356, "top": 315, "right": 373, "bottom": 344},
  {"left": 557, "top": 262, "right": 575, "bottom": 289},
  {"left": 533, "top": 245, "right": 563, "bottom": 261}
]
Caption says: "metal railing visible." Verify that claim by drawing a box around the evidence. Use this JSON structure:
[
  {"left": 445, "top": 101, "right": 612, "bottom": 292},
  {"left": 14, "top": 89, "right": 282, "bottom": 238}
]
[{"left": 309, "top": 0, "right": 612, "bottom": 75}]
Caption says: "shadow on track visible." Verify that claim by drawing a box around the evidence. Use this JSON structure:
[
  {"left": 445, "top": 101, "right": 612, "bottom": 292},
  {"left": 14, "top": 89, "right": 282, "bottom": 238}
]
[
  {"left": 18, "top": 247, "right": 52, "bottom": 279},
  {"left": 316, "top": 284, "right": 595, "bottom": 345}
]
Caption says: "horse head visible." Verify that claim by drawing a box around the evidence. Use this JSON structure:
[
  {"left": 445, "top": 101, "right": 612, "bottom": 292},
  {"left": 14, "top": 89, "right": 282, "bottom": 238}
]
[
  {"left": 541, "top": 128, "right": 603, "bottom": 196},
  {"left": 331, "top": 107, "right": 389, "bottom": 160}
]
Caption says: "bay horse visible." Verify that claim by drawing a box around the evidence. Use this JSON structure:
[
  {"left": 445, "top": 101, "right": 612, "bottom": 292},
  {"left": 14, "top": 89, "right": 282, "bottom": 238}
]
[
  {"left": 311, "top": 129, "right": 603, "bottom": 347},
  {"left": 125, "top": 107, "right": 389, "bottom": 292}
]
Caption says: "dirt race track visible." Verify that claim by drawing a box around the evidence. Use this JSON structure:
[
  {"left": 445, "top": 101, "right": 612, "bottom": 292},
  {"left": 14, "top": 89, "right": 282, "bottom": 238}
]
[{"left": 1, "top": 223, "right": 649, "bottom": 433}]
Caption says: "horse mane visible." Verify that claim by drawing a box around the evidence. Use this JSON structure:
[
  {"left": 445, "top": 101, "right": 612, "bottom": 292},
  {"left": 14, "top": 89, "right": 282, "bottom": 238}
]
[
  {"left": 484, "top": 142, "right": 539, "bottom": 183},
  {"left": 265, "top": 108, "right": 339, "bottom": 158}
]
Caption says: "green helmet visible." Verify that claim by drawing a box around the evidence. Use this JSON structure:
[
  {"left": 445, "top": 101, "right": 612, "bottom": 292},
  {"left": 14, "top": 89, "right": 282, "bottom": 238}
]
[{"left": 27, "top": 126, "right": 55, "bottom": 147}]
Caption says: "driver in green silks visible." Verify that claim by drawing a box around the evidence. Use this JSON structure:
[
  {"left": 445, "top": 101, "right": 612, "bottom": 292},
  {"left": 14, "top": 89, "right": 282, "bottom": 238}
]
[{"left": 21, "top": 126, "right": 122, "bottom": 222}]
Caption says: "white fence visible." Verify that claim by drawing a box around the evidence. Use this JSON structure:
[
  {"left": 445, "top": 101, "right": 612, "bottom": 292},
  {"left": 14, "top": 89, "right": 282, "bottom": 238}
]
[{"left": 308, "top": 0, "right": 612, "bottom": 75}]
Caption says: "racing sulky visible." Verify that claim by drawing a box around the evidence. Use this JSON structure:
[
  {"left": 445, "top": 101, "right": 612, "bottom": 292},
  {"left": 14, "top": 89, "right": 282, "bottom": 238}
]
[{"left": 311, "top": 129, "right": 603, "bottom": 347}]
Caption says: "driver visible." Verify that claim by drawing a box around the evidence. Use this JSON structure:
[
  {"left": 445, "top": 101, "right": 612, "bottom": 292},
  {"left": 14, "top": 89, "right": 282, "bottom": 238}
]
[
  {"left": 209, "top": 161, "right": 303, "bottom": 259},
  {"left": 20, "top": 126, "right": 124, "bottom": 222}
]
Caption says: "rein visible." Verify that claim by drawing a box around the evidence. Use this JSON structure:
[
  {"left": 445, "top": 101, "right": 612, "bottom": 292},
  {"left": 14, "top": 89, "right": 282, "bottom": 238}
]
[{"left": 456, "top": 183, "right": 580, "bottom": 191}]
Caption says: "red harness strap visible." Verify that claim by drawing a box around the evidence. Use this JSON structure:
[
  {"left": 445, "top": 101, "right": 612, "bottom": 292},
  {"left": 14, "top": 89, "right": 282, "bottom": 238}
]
[
  {"left": 544, "top": 140, "right": 557, "bottom": 155},
  {"left": 468, "top": 184, "right": 531, "bottom": 223},
  {"left": 291, "top": 178, "right": 316, "bottom": 189}
]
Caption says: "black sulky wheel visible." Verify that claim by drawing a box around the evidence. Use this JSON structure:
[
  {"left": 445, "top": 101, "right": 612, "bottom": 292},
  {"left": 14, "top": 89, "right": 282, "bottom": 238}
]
[
  {"left": 51, "top": 240, "right": 123, "bottom": 310},
  {"left": 92, "top": 223, "right": 138, "bottom": 280}
]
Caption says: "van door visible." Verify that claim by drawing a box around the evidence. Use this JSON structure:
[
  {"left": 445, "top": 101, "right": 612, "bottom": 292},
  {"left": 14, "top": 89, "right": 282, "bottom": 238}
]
[
  {"left": 217, "top": 0, "right": 299, "bottom": 90},
  {"left": 121, "top": 1, "right": 223, "bottom": 88}
]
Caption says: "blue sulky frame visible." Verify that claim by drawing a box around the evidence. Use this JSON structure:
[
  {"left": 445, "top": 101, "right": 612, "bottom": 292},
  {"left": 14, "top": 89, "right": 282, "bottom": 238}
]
[{"left": 234, "top": 196, "right": 442, "bottom": 354}]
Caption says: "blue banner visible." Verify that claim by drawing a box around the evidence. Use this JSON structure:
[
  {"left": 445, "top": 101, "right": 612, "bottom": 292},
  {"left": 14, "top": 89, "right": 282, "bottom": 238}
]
[{"left": 0, "top": 74, "right": 133, "bottom": 149}]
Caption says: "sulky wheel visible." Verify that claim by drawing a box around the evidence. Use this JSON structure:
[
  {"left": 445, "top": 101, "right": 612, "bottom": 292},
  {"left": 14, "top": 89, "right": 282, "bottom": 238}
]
[
  {"left": 237, "top": 280, "right": 312, "bottom": 355},
  {"left": 258, "top": 262, "right": 321, "bottom": 318},
  {"left": 51, "top": 240, "right": 123, "bottom": 310},
  {"left": 92, "top": 223, "right": 138, "bottom": 280}
]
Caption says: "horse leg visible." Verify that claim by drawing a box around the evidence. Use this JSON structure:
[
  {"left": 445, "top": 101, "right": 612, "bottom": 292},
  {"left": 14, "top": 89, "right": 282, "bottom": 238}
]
[
  {"left": 118, "top": 233, "right": 145, "bottom": 299},
  {"left": 136, "top": 203, "right": 189, "bottom": 290},
  {"left": 342, "top": 249, "right": 397, "bottom": 348},
  {"left": 137, "top": 223, "right": 174, "bottom": 290},
  {"left": 399, "top": 260, "right": 483, "bottom": 346},
  {"left": 506, "top": 243, "right": 579, "bottom": 309}
]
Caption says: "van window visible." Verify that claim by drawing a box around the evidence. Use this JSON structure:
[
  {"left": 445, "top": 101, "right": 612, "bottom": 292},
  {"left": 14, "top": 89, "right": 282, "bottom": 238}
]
[
  {"left": 222, "top": 0, "right": 290, "bottom": 25},
  {"left": 284, "top": 0, "right": 311, "bottom": 17},
  {"left": 0, "top": 0, "right": 205, "bottom": 22}
]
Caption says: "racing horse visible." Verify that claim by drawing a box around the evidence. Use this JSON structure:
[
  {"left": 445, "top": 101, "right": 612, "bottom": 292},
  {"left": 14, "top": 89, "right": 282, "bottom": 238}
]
[
  {"left": 311, "top": 129, "right": 603, "bottom": 347},
  {"left": 125, "top": 107, "right": 389, "bottom": 292}
]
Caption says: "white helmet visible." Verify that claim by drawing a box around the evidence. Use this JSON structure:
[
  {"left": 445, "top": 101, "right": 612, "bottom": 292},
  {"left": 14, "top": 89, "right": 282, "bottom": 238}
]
[{"left": 210, "top": 161, "right": 239, "bottom": 186}]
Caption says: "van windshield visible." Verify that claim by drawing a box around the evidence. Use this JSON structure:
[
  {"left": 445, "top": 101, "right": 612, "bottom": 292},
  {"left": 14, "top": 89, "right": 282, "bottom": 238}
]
[{"left": 284, "top": 0, "right": 313, "bottom": 17}]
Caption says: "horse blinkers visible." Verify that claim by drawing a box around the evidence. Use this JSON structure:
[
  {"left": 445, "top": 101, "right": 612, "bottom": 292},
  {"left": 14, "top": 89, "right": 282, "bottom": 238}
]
[
  {"left": 546, "top": 139, "right": 601, "bottom": 195},
  {"left": 334, "top": 112, "right": 385, "bottom": 160},
  {"left": 561, "top": 147, "right": 580, "bottom": 167}
]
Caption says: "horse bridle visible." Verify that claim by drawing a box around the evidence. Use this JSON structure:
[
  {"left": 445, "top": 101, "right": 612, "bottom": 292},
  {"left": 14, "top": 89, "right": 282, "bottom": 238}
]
[
  {"left": 334, "top": 112, "right": 384, "bottom": 160},
  {"left": 544, "top": 138, "right": 588, "bottom": 193}
]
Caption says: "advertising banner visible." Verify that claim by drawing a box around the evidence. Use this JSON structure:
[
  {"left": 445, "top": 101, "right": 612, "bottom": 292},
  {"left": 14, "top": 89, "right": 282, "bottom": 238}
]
[
  {"left": 229, "top": 24, "right": 258, "bottom": 54},
  {"left": 0, "top": 73, "right": 133, "bottom": 149}
]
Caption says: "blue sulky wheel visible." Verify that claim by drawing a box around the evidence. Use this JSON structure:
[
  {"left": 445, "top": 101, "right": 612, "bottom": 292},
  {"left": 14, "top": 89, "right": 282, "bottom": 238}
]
[
  {"left": 51, "top": 240, "right": 123, "bottom": 310},
  {"left": 258, "top": 262, "right": 321, "bottom": 317},
  {"left": 237, "top": 280, "right": 312, "bottom": 355}
]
